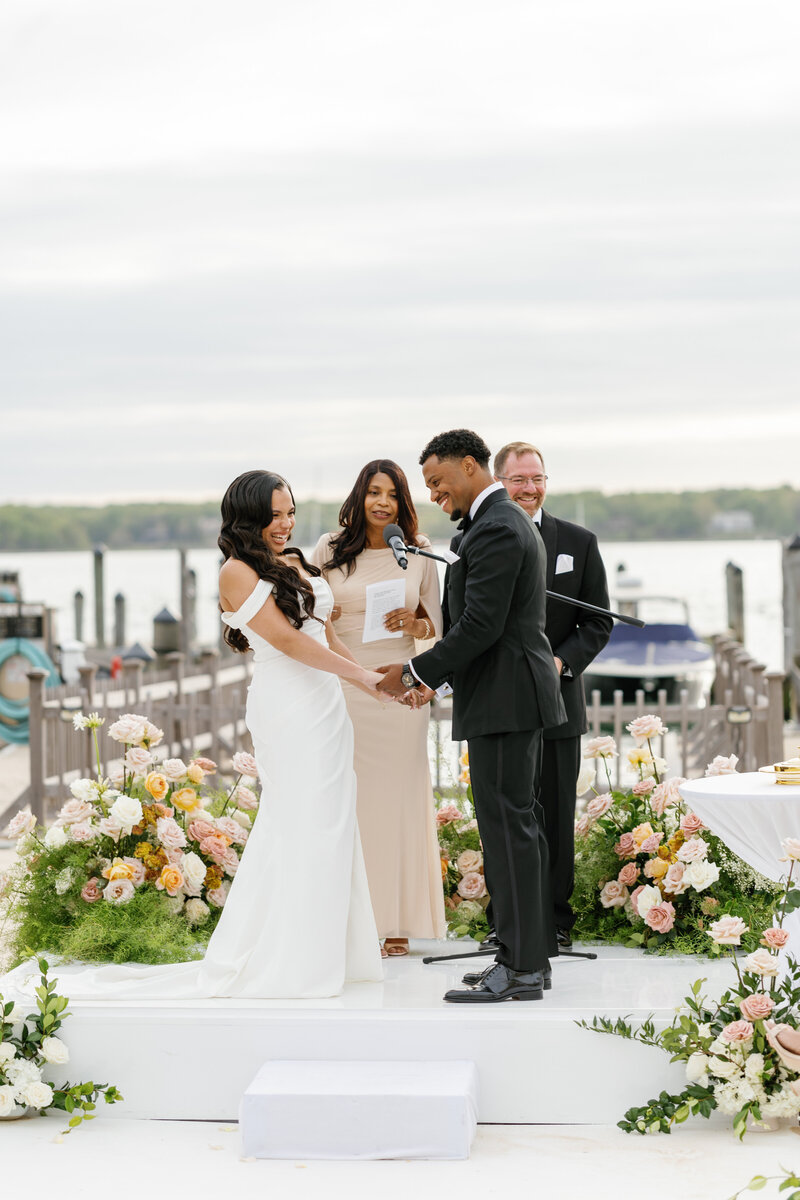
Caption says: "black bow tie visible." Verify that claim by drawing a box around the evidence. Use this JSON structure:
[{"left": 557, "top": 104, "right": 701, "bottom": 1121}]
[{"left": 456, "top": 514, "right": 472, "bottom": 532}]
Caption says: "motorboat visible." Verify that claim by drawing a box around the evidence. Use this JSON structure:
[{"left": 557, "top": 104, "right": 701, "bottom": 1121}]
[{"left": 583, "top": 570, "right": 715, "bottom": 705}]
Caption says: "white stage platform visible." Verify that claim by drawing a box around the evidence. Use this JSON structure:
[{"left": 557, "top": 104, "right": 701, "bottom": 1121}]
[{"left": 0, "top": 942, "right": 730, "bottom": 1125}]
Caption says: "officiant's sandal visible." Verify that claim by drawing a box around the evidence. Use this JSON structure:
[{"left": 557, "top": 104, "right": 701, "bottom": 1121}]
[{"left": 383, "top": 938, "right": 409, "bottom": 957}]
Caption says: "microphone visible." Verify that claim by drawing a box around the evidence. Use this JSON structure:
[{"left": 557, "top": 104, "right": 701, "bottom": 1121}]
[{"left": 382, "top": 523, "right": 408, "bottom": 570}]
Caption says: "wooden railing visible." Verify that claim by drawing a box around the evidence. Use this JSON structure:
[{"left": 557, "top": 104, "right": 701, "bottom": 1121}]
[{"left": 25, "top": 651, "right": 252, "bottom": 820}]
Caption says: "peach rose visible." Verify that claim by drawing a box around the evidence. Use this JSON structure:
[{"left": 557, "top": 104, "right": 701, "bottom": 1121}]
[
  {"left": 171, "top": 787, "right": 202, "bottom": 813},
  {"left": 193, "top": 757, "right": 217, "bottom": 773},
  {"left": 456, "top": 849, "right": 483, "bottom": 874},
  {"left": 644, "top": 901, "right": 675, "bottom": 933},
  {"left": 457, "top": 872, "right": 487, "bottom": 900},
  {"left": 707, "top": 915, "right": 749, "bottom": 945},
  {"left": 631, "top": 822, "right": 654, "bottom": 847},
  {"left": 217, "top": 816, "right": 248, "bottom": 846},
  {"left": 186, "top": 763, "right": 205, "bottom": 785},
  {"left": 199, "top": 834, "right": 231, "bottom": 863},
  {"left": 676, "top": 837, "right": 708, "bottom": 863},
  {"left": 742, "top": 948, "right": 780, "bottom": 977},
  {"left": 122, "top": 856, "right": 146, "bottom": 886},
  {"left": 583, "top": 735, "right": 618, "bottom": 759},
  {"left": 436, "top": 803, "right": 462, "bottom": 827},
  {"left": 617, "top": 862, "right": 639, "bottom": 887},
  {"left": 644, "top": 857, "right": 668, "bottom": 881},
  {"left": 188, "top": 818, "right": 217, "bottom": 842},
  {"left": 761, "top": 927, "right": 790, "bottom": 949},
  {"left": 739, "top": 993, "right": 775, "bottom": 1021},
  {"left": 599, "top": 880, "right": 629, "bottom": 908},
  {"left": 632, "top": 779, "right": 656, "bottom": 797},
  {"left": 234, "top": 785, "right": 258, "bottom": 811},
  {"left": 575, "top": 814, "right": 593, "bottom": 838},
  {"left": 720, "top": 1020, "right": 754, "bottom": 1044},
  {"left": 614, "top": 832, "right": 637, "bottom": 858},
  {"left": 104, "top": 878, "right": 135, "bottom": 904},
  {"left": 156, "top": 864, "right": 185, "bottom": 896},
  {"left": 221, "top": 847, "right": 240, "bottom": 877},
  {"left": 640, "top": 833, "right": 662, "bottom": 853},
  {"left": 764, "top": 1022, "right": 800, "bottom": 1072},
  {"left": 663, "top": 862, "right": 688, "bottom": 895},
  {"left": 56, "top": 798, "right": 95, "bottom": 826},
  {"left": 586, "top": 793, "right": 613, "bottom": 818},
  {"left": 626, "top": 714, "right": 667, "bottom": 742},
  {"left": 232, "top": 751, "right": 259, "bottom": 778},
  {"left": 125, "top": 746, "right": 152, "bottom": 773},
  {"left": 81, "top": 877, "right": 102, "bottom": 903},
  {"left": 144, "top": 772, "right": 169, "bottom": 801},
  {"left": 207, "top": 882, "right": 230, "bottom": 907},
  {"left": 102, "top": 857, "right": 135, "bottom": 881},
  {"left": 680, "top": 812, "right": 706, "bottom": 837}
]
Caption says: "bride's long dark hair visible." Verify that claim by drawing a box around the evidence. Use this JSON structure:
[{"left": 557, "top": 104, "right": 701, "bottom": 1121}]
[{"left": 219, "top": 470, "right": 320, "bottom": 654}]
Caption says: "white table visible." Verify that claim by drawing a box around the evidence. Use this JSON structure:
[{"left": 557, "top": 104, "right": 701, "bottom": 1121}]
[{"left": 679, "top": 772, "right": 800, "bottom": 945}]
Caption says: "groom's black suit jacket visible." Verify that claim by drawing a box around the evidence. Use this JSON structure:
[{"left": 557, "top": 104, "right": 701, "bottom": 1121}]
[{"left": 411, "top": 489, "right": 566, "bottom": 741}]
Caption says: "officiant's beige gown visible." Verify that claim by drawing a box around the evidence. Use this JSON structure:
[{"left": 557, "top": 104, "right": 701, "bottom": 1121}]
[{"left": 312, "top": 534, "right": 446, "bottom": 939}]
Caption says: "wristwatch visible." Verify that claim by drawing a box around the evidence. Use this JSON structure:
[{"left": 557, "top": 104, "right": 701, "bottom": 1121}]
[{"left": 401, "top": 663, "right": 420, "bottom": 689}]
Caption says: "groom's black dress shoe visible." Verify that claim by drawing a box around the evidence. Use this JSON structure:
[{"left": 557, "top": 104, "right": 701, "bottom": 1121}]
[
  {"left": 556, "top": 927, "right": 573, "bottom": 951},
  {"left": 461, "top": 961, "right": 552, "bottom": 990},
  {"left": 445, "top": 962, "right": 545, "bottom": 1003}
]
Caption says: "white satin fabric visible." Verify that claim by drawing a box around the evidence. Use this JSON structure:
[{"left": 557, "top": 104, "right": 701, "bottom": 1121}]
[{"left": 44, "top": 575, "right": 382, "bottom": 999}]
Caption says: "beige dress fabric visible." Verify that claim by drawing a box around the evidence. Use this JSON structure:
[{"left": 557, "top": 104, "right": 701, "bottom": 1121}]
[{"left": 312, "top": 533, "right": 447, "bottom": 939}]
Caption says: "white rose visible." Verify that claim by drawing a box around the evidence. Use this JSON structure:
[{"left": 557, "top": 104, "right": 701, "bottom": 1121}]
[
  {"left": 70, "top": 778, "right": 99, "bottom": 804},
  {"left": 21, "top": 1080, "right": 54, "bottom": 1109},
  {"left": 708, "top": 1057, "right": 739, "bottom": 1080},
  {"left": 231, "top": 809, "right": 251, "bottom": 829},
  {"left": 124, "top": 746, "right": 152, "bottom": 773},
  {"left": 108, "top": 713, "right": 149, "bottom": 745},
  {"left": 575, "top": 762, "right": 596, "bottom": 795},
  {"left": 781, "top": 838, "right": 800, "bottom": 863},
  {"left": 43, "top": 825, "right": 67, "bottom": 849},
  {"left": 40, "top": 1036, "right": 69, "bottom": 1065},
  {"left": 676, "top": 837, "right": 709, "bottom": 864},
  {"left": 683, "top": 859, "right": 720, "bottom": 892},
  {"left": 180, "top": 851, "right": 207, "bottom": 895},
  {"left": 0, "top": 1085, "right": 19, "bottom": 1117},
  {"left": 0, "top": 1043, "right": 17, "bottom": 1064},
  {"left": 685, "top": 1053, "right": 710, "bottom": 1084},
  {"left": 109, "top": 795, "right": 143, "bottom": 833},
  {"left": 5, "top": 809, "right": 36, "bottom": 838},
  {"left": 744, "top": 1053, "right": 765, "bottom": 1083},
  {"left": 705, "top": 754, "right": 739, "bottom": 777},
  {"left": 742, "top": 948, "right": 780, "bottom": 977},
  {"left": 4, "top": 1058, "right": 41, "bottom": 1086},
  {"left": 636, "top": 884, "right": 662, "bottom": 920},
  {"left": 184, "top": 898, "right": 210, "bottom": 926},
  {"left": 161, "top": 758, "right": 188, "bottom": 782},
  {"left": 582, "top": 735, "right": 618, "bottom": 759}
]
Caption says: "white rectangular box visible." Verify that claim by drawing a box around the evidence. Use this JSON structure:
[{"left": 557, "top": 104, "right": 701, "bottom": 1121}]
[{"left": 239, "top": 1059, "right": 479, "bottom": 1160}]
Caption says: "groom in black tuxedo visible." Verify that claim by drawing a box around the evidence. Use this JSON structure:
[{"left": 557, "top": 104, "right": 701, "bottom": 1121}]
[{"left": 377, "top": 429, "right": 566, "bottom": 1003}]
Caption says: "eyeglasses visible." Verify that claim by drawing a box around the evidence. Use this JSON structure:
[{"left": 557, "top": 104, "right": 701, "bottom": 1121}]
[{"left": 498, "top": 475, "right": 548, "bottom": 488}]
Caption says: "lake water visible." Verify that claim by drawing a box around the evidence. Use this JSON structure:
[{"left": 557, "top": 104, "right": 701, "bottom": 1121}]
[{"left": 0, "top": 538, "right": 786, "bottom": 671}]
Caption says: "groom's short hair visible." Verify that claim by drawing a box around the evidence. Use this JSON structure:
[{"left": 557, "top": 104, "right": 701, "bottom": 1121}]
[{"left": 419, "top": 429, "right": 491, "bottom": 467}]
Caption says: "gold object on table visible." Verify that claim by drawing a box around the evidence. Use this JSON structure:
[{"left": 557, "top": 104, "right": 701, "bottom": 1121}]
[{"left": 759, "top": 757, "right": 800, "bottom": 785}]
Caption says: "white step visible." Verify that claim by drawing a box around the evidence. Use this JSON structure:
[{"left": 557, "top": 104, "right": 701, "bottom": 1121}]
[{"left": 239, "top": 1059, "right": 478, "bottom": 1160}]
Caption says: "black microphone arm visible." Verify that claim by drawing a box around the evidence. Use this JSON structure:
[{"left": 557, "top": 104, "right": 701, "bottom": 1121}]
[{"left": 402, "top": 541, "right": 645, "bottom": 628}]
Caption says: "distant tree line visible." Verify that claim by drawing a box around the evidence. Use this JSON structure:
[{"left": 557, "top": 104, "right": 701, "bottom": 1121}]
[{"left": 1, "top": 487, "right": 799, "bottom": 551}]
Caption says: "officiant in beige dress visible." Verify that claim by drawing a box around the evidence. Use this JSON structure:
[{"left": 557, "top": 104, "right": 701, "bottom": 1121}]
[{"left": 312, "top": 459, "right": 446, "bottom": 954}]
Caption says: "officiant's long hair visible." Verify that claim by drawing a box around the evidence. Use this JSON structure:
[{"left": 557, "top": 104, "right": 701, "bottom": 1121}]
[
  {"left": 323, "top": 459, "right": 419, "bottom": 578},
  {"left": 219, "top": 470, "right": 320, "bottom": 653}
]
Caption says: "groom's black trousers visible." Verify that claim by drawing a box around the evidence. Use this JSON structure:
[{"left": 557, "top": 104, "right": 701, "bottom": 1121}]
[{"left": 468, "top": 728, "right": 555, "bottom": 973}]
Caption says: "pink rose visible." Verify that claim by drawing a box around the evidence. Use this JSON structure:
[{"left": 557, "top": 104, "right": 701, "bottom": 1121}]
[
  {"left": 575, "top": 815, "right": 592, "bottom": 838},
  {"left": 583, "top": 735, "right": 618, "bottom": 759},
  {"left": 232, "top": 751, "right": 258, "bottom": 778},
  {"left": 680, "top": 812, "right": 706, "bottom": 837},
  {"left": 457, "top": 871, "right": 487, "bottom": 900},
  {"left": 707, "top": 915, "right": 749, "bottom": 945},
  {"left": 207, "top": 882, "right": 230, "bottom": 908},
  {"left": 626, "top": 714, "right": 667, "bottom": 743},
  {"left": 629, "top": 885, "right": 645, "bottom": 915},
  {"left": 56, "top": 798, "right": 95, "bottom": 826},
  {"left": 234, "top": 785, "right": 259, "bottom": 811},
  {"left": 161, "top": 758, "right": 188, "bottom": 782},
  {"left": 7, "top": 809, "right": 37, "bottom": 838},
  {"left": 614, "top": 832, "right": 637, "bottom": 859},
  {"left": 705, "top": 754, "right": 739, "bottom": 777},
  {"left": 81, "top": 877, "right": 102, "bottom": 903},
  {"left": 97, "top": 817, "right": 123, "bottom": 842},
  {"left": 69, "top": 822, "right": 97, "bottom": 844},
  {"left": 644, "top": 901, "right": 675, "bottom": 933},
  {"left": 764, "top": 1022, "right": 800, "bottom": 1072},
  {"left": 761, "top": 927, "right": 790, "bottom": 949},
  {"left": 586, "top": 793, "right": 613, "bottom": 819},
  {"left": 199, "top": 834, "right": 231, "bottom": 864},
  {"left": 156, "top": 817, "right": 188, "bottom": 850},
  {"left": 677, "top": 837, "right": 708, "bottom": 864},
  {"left": 632, "top": 779, "right": 655, "bottom": 796},
  {"left": 739, "top": 993, "right": 775, "bottom": 1021},
  {"left": 164, "top": 846, "right": 183, "bottom": 864},
  {"left": 193, "top": 757, "right": 217, "bottom": 773},
  {"left": 187, "top": 819, "right": 217, "bottom": 843},
  {"left": 599, "top": 880, "right": 629, "bottom": 908},
  {"left": 221, "top": 847, "right": 240, "bottom": 877},
  {"left": 663, "top": 863, "right": 687, "bottom": 895},
  {"left": 122, "top": 857, "right": 146, "bottom": 886},
  {"left": 124, "top": 746, "right": 153, "bottom": 773},
  {"left": 104, "top": 878, "right": 135, "bottom": 904},
  {"left": 617, "top": 862, "right": 639, "bottom": 887},
  {"left": 216, "top": 816, "right": 246, "bottom": 846},
  {"left": 650, "top": 777, "right": 686, "bottom": 817},
  {"left": 721, "top": 1020, "right": 754, "bottom": 1044},
  {"left": 436, "top": 803, "right": 462, "bottom": 827},
  {"left": 640, "top": 833, "right": 663, "bottom": 853}
]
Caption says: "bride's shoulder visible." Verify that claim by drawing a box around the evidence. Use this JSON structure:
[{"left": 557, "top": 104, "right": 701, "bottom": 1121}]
[{"left": 219, "top": 559, "right": 265, "bottom": 612}]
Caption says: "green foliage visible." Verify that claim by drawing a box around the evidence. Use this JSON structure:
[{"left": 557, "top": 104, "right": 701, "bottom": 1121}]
[{"left": 728, "top": 1171, "right": 800, "bottom": 1200}]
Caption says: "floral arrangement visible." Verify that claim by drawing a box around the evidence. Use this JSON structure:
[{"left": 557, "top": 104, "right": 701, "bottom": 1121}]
[
  {"left": 0, "top": 712, "right": 260, "bottom": 965},
  {"left": 436, "top": 750, "right": 490, "bottom": 942},
  {"left": 579, "top": 838, "right": 800, "bottom": 1137},
  {"left": 1, "top": 957, "right": 121, "bottom": 1129},
  {"left": 571, "top": 716, "right": 779, "bottom": 953}
]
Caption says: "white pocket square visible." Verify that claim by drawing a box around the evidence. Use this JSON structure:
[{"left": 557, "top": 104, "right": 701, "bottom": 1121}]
[{"left": 555, "top": 554, "right": 573, "bottom": 575}]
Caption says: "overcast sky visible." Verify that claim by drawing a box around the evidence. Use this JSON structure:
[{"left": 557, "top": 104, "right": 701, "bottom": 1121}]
[{"left": 1, "top": 0, "right": 799, "bottom": 505}]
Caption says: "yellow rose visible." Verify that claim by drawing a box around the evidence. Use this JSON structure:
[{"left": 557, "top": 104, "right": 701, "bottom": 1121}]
[
  {"left": 631, "top": 822, "right": 654, "bottom": 847},
  {"left": 459, "top": 749, "right": 469, "bottom": 768},
  {"left": 102, "top": 857, "right": 135, "bottom": 881},
  {"left": 644, "top": 857, "right": 669, "bottom": 880},
  {"left": 657, "top": 845, "right": 672, "bottom": 861},
  {"left": 171, "top": 787, "right": 201, "bottom": 813},
  {"left": 441, "top": 857, "right": 449, "bottom": 881},
  {"left": 627, "top": 748, "right": 653, "bottom": 768},
  {"left": 668, "top": 831, "right": 685, "bottom": 852},
  {"left": 186, "top": 763, "right": 205, "bottom": 785},
  {"left": 157, "top": 864, "right": 184, "bottom": 895},
  {"left": 144, "top": 772, "right": 168, "bottom": 801}
]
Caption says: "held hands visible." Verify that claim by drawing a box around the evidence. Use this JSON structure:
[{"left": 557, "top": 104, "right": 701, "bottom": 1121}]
[{"left": 375, "top": 665, "right": 434, "bottom": 709}]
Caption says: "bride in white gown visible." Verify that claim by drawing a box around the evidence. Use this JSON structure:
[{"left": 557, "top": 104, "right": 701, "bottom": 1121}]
[{"left": 47, "top": 470, "right": 386, "bottom": 999}]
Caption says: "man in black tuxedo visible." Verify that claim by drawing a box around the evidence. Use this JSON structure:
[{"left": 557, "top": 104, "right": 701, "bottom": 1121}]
[
  {"left": 494, "top": 441, "right": 612, "bottom": 947},
  {"left": 377, "top": 429, "right": 566, "bottom": 1003}
]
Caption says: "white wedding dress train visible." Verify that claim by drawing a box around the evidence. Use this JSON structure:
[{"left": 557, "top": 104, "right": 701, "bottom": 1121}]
[{"left": 42, "top": 576, "right": 383, "bottom": 1000}]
